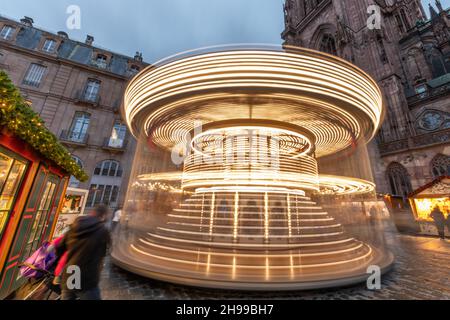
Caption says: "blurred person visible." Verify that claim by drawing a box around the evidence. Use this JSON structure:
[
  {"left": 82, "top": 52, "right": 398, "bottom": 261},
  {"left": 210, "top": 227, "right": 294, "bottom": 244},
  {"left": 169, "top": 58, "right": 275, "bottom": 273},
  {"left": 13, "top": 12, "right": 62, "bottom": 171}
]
[
  {"left": 57, "top": 205, "right": 111, "bottom": 300},
  {"left": 430, "top": 206, "right": 446, "bottom": 240},
  {"left": 111, "top": 207, "right": 122, "bottom": 233}
]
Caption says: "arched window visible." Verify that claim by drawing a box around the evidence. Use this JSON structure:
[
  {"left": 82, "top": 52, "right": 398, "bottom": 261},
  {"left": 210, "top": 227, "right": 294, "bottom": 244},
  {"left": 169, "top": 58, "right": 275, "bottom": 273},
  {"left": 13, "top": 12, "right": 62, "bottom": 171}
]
[
  {"left": 431, "top": 154, "right": 450, "bottom": 178},
  {"left": 69, "top": 156, "right": 83, "bottom": 187},
  {"left": 319, "top": 34, "right": 337, "bottom": 55},
  {"left": 93, "top": 160, "right": 123, "bottom": 177},
  {"left": 387, "top": 162, "right": 412, "bottom": 198}
]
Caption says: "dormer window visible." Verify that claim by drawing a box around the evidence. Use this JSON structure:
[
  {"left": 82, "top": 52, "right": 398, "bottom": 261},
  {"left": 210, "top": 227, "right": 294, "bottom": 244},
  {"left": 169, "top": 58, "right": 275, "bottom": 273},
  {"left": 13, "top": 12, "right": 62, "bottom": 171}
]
[
  {"left": 95, "top": 54, "right": 108, "bottom": 69},
  {"left": 129, "top": 64, "right": 140, "bottom": 74},
  {"left": 42, "top": 39, "right": 57, "bottom": 53},
  {"left": 0, "top": 25, "right": 16, "bottom": 40}
]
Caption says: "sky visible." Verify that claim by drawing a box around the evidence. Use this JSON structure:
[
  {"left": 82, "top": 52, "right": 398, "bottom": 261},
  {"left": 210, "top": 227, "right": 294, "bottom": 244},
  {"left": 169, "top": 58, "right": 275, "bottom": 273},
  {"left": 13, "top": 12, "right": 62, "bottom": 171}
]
[{"left": 0, "top": 0, "right": 448, "bottom": 63}]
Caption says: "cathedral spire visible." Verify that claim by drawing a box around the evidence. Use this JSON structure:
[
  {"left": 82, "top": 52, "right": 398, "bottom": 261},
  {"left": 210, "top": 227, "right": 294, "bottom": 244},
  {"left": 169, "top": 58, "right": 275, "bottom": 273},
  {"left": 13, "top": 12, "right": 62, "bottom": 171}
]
[
  {"left": 435, "top": 0, "right": 444, "bottom": 13},
  {"left": 429, "top": 3, "right": 439, "bottom": 19}
]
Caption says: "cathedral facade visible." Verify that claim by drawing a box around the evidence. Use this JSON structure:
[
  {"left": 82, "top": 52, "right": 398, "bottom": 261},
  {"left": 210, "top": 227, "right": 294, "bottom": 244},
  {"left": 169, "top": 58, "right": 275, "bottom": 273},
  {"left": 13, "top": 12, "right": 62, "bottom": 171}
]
[{"left": 282, "top": 0, "right": 450, "bottom": 200}]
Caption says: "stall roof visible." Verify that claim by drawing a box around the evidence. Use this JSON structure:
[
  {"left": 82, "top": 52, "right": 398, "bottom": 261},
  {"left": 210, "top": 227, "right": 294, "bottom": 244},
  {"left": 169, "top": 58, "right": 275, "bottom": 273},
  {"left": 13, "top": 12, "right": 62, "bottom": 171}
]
[{"left": 409, "top": 176, "right": 450, "bottom": 198}]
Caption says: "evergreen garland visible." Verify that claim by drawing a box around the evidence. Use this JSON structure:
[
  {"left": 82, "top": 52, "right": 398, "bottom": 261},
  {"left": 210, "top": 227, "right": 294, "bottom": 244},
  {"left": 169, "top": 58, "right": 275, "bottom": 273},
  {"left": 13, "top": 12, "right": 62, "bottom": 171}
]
[{"left": 0, "top": 70, "right": 88, "bottom": 182}]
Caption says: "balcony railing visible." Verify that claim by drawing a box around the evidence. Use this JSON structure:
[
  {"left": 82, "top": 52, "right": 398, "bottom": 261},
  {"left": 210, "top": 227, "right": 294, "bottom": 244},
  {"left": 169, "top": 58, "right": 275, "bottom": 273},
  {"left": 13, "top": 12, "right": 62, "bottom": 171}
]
[
  {"left": 102, "top": 137, "right": 128, "bottom": 151},
  {"left": 378, "top": 128, "right": 450, "bottom": 156},
  {"left": 60, "top": 130, "right": 89, "bottom": 146},
  {"left": 407, "top": 82, "right": 450, "bottom": 107},
  {"left": 74, "top": 90, "right": 101, "bottom": 106}
]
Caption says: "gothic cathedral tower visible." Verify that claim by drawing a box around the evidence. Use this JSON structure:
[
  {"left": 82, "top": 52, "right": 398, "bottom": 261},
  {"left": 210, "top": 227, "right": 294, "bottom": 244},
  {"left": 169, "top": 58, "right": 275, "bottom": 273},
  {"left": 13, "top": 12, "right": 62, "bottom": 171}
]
[{"left": 282, "top": 0, "right": 450, "bottom": 199}]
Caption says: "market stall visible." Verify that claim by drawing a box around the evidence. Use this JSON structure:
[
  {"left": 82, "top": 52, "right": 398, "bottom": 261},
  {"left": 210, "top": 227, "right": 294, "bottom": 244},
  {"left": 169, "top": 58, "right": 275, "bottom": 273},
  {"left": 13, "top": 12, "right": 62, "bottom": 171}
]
[
  {"left": 408, "top": 176, "right": 450, "bottom": 236},
  {"left": 0, "top": 71, "right": 87, "bottom": 298}
]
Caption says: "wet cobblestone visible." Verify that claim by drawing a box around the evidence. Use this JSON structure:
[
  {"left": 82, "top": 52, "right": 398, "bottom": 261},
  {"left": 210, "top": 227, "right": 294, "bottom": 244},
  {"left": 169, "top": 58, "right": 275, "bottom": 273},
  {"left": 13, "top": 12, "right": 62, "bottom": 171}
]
[{"left": 100, "top": 231, "right": 450, "bottom": 300}]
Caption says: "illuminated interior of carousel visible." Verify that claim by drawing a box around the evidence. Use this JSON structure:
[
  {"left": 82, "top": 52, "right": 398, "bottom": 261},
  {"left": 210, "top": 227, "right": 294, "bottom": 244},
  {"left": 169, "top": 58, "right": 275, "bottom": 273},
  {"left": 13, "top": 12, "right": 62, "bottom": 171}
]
[{"left": 113, "top": 45, "right": 394, "bottom": 290}]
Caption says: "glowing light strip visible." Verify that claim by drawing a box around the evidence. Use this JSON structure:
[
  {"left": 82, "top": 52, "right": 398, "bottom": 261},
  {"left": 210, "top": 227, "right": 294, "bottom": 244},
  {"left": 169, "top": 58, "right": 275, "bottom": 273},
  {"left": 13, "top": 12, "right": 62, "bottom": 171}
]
[
  {"left": 138, "top": 238, "right": 365, "bottom": 257},
  {"left": 209, "top": 192, "right": 215, "bottom": 237},
  {"left": 157, "top": 227, "right": 343, "bottom": 238},
  {"left": 173, "top": 209, "right": 329, "bottom": 216},
  {"left": 233, "top": 192, "right": 239, "bottom": 241},
  {"left": 167, "top": 214, "right": 334, "bottom": 222},
  {"left": 264, "top": 192, "right": 269, "bottom": 241},
  {"left": 167, "top": 221, "right": 342, "bottom": 230},
  {"left": 146, "top": 233, "right": 355, "bottom": 248},
  {"left": 287, "top": 193, "right": 292, "bottom": 238},
  {"left": 130, "top": 244, "right": 373, "bottom": 269}
]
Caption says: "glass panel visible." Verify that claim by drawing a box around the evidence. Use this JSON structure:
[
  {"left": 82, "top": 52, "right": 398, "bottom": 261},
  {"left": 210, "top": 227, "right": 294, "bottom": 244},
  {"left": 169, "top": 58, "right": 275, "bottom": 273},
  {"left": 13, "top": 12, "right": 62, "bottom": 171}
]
[
  {"left": 94, "top": 185, "right": 105, "bottom": 206},
  {"left": 87, "top": 184, "right": 97, "bottom": 207},
  {"left": 102, "top": 161, "right": 110, "bottom": 176},
  {"left": 109, "top": 121, "right": 127, "bottom": 148},
  {"left": 43, "top": 39, "right": 56, "bottom": 52},
  {"left": 84, "top": 80, "right": 100, "bottom": 101},
  {"left": 103, "top": 185, "right": 112, "bottom": 204},
  {"left": 110, "top": 186, "right": 119, "bottom": 203},
  {"left": 69, "top": 112, "right": 90, "bottom": 141},
  {"left": 109, "top": 161, "right": 117, "bottom": 177},
  {"left": 23, "top": 64, "right": 46, "bottom": 87},
  {"left": 0, "top": 151, "right": 27, "bottom": 239},
  {"left": 0, "top": 153, "right": 14, "bottom": 196},
  {"left": 0, "top": 161, "right": 27, "bottom": 210}
]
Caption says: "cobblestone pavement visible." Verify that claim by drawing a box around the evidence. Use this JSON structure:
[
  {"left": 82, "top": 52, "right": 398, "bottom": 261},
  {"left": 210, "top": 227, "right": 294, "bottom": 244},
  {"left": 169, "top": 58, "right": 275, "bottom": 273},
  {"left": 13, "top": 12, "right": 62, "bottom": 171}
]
[{"left": 100, "top": 229, "right": 450, "bottom": 300}]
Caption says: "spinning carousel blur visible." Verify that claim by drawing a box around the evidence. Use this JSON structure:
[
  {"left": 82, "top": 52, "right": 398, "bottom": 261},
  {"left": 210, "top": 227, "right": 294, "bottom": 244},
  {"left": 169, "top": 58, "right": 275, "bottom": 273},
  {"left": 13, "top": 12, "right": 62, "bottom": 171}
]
[{"left": 113, "top": 45, "right": 394, "bottom": 290}]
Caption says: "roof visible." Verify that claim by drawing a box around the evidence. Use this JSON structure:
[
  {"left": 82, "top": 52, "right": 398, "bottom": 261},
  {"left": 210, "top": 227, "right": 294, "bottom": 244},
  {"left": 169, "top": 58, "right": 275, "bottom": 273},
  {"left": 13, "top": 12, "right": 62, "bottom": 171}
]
[
  {"left": 0, "top": 15, "right": 148, "bottom": 77},
  {"left": 408, "top": 175, "right": 450, "bottom": 197}
]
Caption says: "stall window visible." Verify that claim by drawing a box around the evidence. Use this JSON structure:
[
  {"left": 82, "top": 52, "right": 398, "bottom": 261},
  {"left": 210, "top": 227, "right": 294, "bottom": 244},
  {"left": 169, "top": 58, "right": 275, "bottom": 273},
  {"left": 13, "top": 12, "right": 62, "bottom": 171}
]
[{"left": 0, "top": 149, "right": 27, "bottom": 240}]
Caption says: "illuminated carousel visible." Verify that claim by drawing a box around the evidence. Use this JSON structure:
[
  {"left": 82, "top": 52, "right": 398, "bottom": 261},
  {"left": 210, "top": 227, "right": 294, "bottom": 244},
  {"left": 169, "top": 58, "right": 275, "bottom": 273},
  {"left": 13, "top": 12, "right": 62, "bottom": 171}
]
[{"left": 113, "top": 45, "right": 394, "bottom": 290}]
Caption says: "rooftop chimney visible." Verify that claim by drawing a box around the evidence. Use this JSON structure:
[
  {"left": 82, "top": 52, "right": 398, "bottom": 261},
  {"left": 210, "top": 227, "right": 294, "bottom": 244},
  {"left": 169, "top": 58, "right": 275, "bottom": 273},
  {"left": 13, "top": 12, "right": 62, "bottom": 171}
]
[
  {"left": 85, "top": 35, "right": 94, "bottom": 46},
  {"left": 57, "top": 31, "right": 69, "bottom": 39},
  {"left": 20, "top": 16, "right": 34, "bottom": 27},
  {"left": 134, "top": 51, "right": 143, "bottom": 62}
]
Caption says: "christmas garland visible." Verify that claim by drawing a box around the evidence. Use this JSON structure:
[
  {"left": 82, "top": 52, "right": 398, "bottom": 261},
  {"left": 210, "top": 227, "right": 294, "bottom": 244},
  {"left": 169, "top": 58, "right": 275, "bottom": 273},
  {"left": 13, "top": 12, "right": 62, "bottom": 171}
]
[{"left": 0, "top": 70, "right": 88, "bottom": 182}]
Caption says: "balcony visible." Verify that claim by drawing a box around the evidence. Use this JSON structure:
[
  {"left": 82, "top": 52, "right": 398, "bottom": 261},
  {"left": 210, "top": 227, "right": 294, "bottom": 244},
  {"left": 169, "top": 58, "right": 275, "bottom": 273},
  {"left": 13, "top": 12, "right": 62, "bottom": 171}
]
[
  {"left": 378, "top": 128, "right": 450, "bottom": 156},
  {"left": 407, "top": 80, "right": 450, "bottom": 108},
  {"left": 102, "top": 137, "right": 128, "bottom": 152},
  {"left": 74, "top": 90, "right": 101, "bottom": 107},
  {"left": 60, "top": 130, "right": 89, "bottom": 146}
]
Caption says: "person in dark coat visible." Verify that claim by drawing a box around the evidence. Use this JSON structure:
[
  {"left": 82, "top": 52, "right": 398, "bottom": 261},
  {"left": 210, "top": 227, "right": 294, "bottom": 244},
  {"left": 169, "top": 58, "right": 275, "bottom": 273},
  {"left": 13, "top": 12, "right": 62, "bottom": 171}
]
[
  {"left": 57, "top": 205, "right": 111, "bottom": 300},
  {"left": 430, "top": 206, "right": 446, "bottom": 240}
]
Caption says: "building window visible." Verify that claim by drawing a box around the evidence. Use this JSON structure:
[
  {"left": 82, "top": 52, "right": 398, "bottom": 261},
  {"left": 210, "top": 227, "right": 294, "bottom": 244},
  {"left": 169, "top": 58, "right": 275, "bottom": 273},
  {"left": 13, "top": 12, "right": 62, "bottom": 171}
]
[
  {"left": 0, "top": 25, "right": 16, "bottom": 40},
  {"left": 431, "top": 154, "right": 450, "bottom": 178},
  {"left": 94, "top": 54, "right": 108, "bottom": 69},
  {"left": 94, "top": 160, "right": 123, "bottom": 177},
  {"left": 319, "top": 34, "right": 337, "bottom": 55},
  {"left": 387, "top": 162, "right": 412, "bottom": 199},
  {"left": 22, "top": 64, "right": 46, "bottom": 87},
  {"left": 86, "top": 184, "right": 120, "bottom": 207},
  {"left": 83, "top": 79, "right": 100, "bottom": 102},
  {"left": 42, "top": 39, "right": 57, "bottom": 53},
  {"left": 68, "top": 112, "right": 90, "bottom": 143},
  {"left": 68, "top": 156, "right": 83, "bottom": 188},
  {"left": 107, "top": 120, "right": 127, "bottom": 148}
]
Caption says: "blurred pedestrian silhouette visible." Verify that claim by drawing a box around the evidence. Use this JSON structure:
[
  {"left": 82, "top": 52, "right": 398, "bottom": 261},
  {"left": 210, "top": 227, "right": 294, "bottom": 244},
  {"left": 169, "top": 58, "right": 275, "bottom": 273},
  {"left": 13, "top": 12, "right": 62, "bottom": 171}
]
[
  {"left": 111, "top": 207, "right": 122, "bottom": 233},
  {"left": 57, "top": 205, "right": 111, "bottom": 300},
  {"left": 430, "top": 206, "right": 446, "bottom": 240}
]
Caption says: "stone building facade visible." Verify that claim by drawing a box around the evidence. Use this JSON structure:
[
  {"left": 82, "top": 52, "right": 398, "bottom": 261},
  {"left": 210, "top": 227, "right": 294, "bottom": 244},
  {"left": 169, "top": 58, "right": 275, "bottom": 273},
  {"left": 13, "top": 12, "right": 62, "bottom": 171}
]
[
  {"left": 0, "top": 15, "right": 147, "bottom": 210},
  {"left": 282, "top": 0, "right": 450, "bottom": 200}
]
